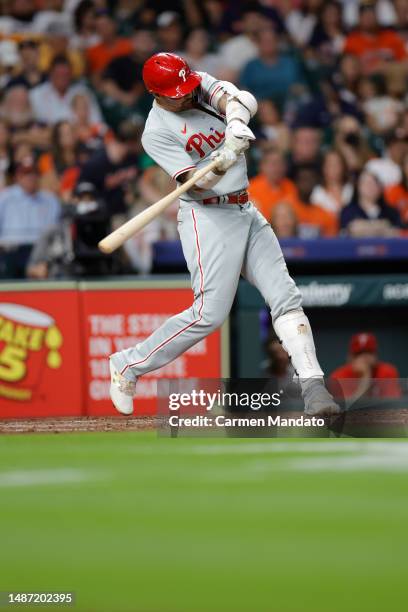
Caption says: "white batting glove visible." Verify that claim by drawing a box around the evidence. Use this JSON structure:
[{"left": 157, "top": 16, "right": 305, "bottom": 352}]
[
  {"left": 225, "top": 120, "right": 256, "bottom": 155},
  {"left": 210, "top": 147, "right": 237, "bottom": 172}
]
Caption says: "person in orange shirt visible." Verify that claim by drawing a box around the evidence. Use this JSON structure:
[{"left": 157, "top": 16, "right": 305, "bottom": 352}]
[
  {"left": 344, "top": 3, "right": 407, "bottom": 75},
  {"left": 248, "top": 147, "right": 299, "bottom": 220},
  {"left": 330, "top": 332, "right": 401, "bottom": 400},
  {"left": 292, "top": 165, "right": 338, "bottom": 237},
  {"left": 86, "top": 10, "right": 133, "bottom": 79},
  {"left": 385, "top": 152, "right": 408, "bottom": 225}
]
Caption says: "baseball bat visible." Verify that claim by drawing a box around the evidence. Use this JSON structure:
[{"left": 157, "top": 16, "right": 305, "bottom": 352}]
[{"left": 98, "top": 159, "right": 219, "bottom": 254}]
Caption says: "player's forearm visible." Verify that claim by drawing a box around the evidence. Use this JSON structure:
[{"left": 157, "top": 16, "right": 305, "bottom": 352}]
[
  {"left": 217, "top": 94, "right": 228, "bottom": 115},
  {"left": 178, "top": 167, "right": 226, "bottom": 192}
]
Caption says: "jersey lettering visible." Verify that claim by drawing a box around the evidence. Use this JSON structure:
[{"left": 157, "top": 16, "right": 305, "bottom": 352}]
[{"left": 186, "top": 130, "right": 225, "bottom": 158}]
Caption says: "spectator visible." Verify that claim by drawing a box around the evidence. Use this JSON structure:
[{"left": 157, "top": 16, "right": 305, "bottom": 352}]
[
  {"left": 308, "top": 0, "right": 345, "bottom": 66},
  {"left": 156, "top": 12, "right": 184, "bottom": 54},
  {"left": 70, "top": 93, "right": 106, "bottom": 147},
  {"left": 340, "top": 170, "right": 402, "bottom": 236},
  {"left": 0, "top": 156, "right": 60, "bottom": 278},
  {"left": 385, "top": 151, "right": 408, "bottom": 225},
  {"left": 248, "top": 148, "right": 299, "bottom": 221},
  {"left": 394, "top": 0, "right": 408, "bottom": 49},
  {"left": 270, "top": 202, "right": 299, "bottom": 239},
  {"left": 30, "top": 55, "right": 102, "bottom": 125},
  {"left": 0, "top": 85, "right": 50, "bottom": 152},
  {"left": 366, "top": 134, "right": 408, "bottom": 187},
  {"left": 285, "top": 0, "right": 325, "bottom": 49},
  {"left": 359, "top": 76, "right": 403, "bottom": 135},
  {"left": 200, "top": 0, "right": 225, "bottom": 36},
  {"left": 40, "top": 20, "right": 86, "bottom": 80},
  {"left": 293, "top": 165, "right": 338, "bottom": 237},
  {"left": 344, "top": 2, "right": 407, "bottom": 75},
  {"left": 0, "top": 120, "right": 12, "bottom": 191},
  {"left": 100, "top": 28, "right": 156, "bottom": 109},
  {"left": 341, "top": 0, "right": 397, "bottom": 28},
  {"left": 335, "top": 53, "right": 363, "bottom": 107},
  {"left": 27, "top": 181, "right": 116, "bottom": 279},
  {"left": 0, "top": 40, "right": 20, "bottom": 89},
  {"left": 240, "top": 26, "right": 306, "bottom": 104},
  {"left": 255, "top": 99, "right": 291, "bottom": 152},
  {"left": 217, "top": 7, "right": 268, "bottom": 80},
  {"left": 333, "top": 114, "right": 374, "bottom": 174},
  {"left": 11, "top": 141, "right": 35, "bottom": 169},
  {"left": 293, "top": 78, "right": 361, "bottom": 130},
  {"left": 330, "top": 332, "right": 401, "bottom": 400},
  {"left": 287, "top": 126, "right": 322, "bottom": 177},
  {"left": 182, "top": 28, "right": 223, "bottom": 78},
  {"left": 77, "top": 120, "right": 142, "bottom": 217},
  {"left": 1, "top": 85, "right": 33, "bottom": 132},
  {"left": 71, "top": 0, "right": 100, "bottom": 50},
  {"left": 124, "top": 165, "right": 178, "bottom": 273},
  {"left": 7, "top": 39, "right": 45, "bottom": 90},
  {"left": 0, "top": 0, "right": 72, "bottom": 35},
  {"left": 86, "top": 9, "right": 133, "bottom": 79},
  {"left": 37, "top": 120, "right": 79, "bottom": 200},
  {"left": 310, "top": 149, "right": 353, "bottom": 213}
]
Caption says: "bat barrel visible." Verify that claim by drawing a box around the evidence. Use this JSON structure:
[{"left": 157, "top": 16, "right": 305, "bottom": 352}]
[{"left": 98, "top": 159, "right": 218, "bottom": 254}]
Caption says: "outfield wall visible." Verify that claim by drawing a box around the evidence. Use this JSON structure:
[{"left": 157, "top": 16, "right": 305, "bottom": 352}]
[
  {"left": 0, "top": 278, "right": 229, "bottom": 418},
  {"left": 1, "top": 274, "right": 407, "bottom": 418}
]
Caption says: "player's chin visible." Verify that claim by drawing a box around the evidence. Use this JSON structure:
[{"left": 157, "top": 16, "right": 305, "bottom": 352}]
[{"left": 175, "top": 96, "right": 193, "bottom": 110}]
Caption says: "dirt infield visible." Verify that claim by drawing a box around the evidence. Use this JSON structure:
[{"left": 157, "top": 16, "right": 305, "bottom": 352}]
[
  {"left": 1, "top": 408, "right": 407, "bottom": 435},
  {"left": 0, "top": 416, "right": 161, "bottom": 434}
]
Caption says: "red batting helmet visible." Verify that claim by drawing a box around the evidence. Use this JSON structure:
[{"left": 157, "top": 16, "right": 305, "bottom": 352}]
[{"left": 142, "top": 52, "right": 202, "bottom": 99}]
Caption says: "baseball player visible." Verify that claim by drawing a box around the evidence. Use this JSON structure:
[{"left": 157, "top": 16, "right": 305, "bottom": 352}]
[{"left": 109, "top": 52, "right": 340, "bottom": 417}]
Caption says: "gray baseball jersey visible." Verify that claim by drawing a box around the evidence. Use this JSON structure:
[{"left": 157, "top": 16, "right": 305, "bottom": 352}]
[
  {"left": 111, "top": 74, "right": 304, "bottom": 381},
  {"left": 141, "top": 72, "right": 248, "bottom": 200}
]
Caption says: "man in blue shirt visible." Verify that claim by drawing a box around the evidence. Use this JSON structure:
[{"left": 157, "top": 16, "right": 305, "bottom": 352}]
[
  {"left": 0, "top": 157, "right": 60, "bottom": 278},
  {"left": 239, "top": 26, "right": 306, "bottom": 106}
]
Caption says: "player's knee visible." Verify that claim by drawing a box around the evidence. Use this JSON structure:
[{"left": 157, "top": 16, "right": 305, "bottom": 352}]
[{"left": 199, "top": 309, "right": 227, "bottom": 332}]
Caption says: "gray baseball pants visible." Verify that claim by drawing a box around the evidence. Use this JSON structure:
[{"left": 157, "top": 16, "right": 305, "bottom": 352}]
[{"left": 112, "top": 201, "right": 302, "bottom": 379}]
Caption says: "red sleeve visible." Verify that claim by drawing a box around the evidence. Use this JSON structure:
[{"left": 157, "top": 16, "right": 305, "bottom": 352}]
[
  {"left": 344, "top": 33, "right": 362, "bottom": 56},
  {"left": 376, "top": 363, "right": 402, "bottom": 398},
  {"left": 330, "top": 364, "right": 353, "bottom": 379},
  {"left": 387, "top": 31, "right": 407, "bottom": 60}
]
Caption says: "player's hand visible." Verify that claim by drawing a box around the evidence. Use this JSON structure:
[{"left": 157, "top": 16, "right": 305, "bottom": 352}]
[
  {"left": 210, "top": 147, "right": 237, "bottom": 172},
  {"left": 225, "top": 119, "right": 255, "bottom": 155}
]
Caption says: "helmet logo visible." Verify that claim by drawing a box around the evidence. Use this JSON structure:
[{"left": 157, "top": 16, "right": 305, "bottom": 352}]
[{"left": 179, "top": 68, "right": 187, "bottom": 82}]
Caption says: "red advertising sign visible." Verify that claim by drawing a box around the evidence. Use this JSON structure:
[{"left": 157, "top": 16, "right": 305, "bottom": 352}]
[
  {"left": 81, "top": 287, "right": 226, "bottom": 415},
  {"left": 0, "top": 289, "right": 83, "bottom": 418}
]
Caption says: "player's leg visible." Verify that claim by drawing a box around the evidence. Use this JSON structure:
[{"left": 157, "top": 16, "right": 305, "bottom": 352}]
[
  {"left": 110, "top": 203, "right": 251, "bottom": 413},
  {"left": 241, "top": 205, "right": 340, "bottom": 415}
]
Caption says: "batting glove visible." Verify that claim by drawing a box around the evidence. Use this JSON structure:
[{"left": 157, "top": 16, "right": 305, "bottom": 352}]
[
  {"left": 225, "top": 120, "right": 256, "bottom": 155},
  {"left": 210, "top": 147, "right": 237, "bottom": 172}
]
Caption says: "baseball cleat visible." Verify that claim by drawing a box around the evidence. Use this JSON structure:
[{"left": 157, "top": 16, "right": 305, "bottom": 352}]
[
  {"left": 109, "top": 360, "right": 136, "bottom": 415},
  {"left": 301, "top": 379, "right": 341, "bottom": 417}
]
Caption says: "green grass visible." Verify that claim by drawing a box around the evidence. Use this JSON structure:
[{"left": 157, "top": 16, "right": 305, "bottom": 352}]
[{"left": 0, "top": 434, "right": 408, "bottom": 611}]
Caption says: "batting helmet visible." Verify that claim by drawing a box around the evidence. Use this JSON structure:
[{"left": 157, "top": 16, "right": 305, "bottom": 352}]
[{"left": 142, "top": 52, "right": 202, "bottom": 99}]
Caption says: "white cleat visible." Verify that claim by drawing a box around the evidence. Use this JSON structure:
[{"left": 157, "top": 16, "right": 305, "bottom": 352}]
[
  {"left": 109, "top": 360, "right": 136, "bottom": 415},
  {"left": 302, "top": 379, "right": 341, "bottom": 417}
]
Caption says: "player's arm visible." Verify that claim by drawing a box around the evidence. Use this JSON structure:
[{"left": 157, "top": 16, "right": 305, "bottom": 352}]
[
  {"left": 178, "top": 158, "right": 233, "bottom": 192},
  {"left": 180, "top": 87, "right": 258, "bottom": 191},
  {"left": 201, "top": 73, "right": 258, "bottom": 149}
]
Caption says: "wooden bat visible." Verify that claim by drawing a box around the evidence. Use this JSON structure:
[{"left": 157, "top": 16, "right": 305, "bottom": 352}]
[{"left": 98, "top": 159, "right": 219, "bottom": 254}]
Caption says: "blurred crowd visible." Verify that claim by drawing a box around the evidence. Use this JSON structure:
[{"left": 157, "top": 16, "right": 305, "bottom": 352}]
[{"left": 1, "top": 0, "right": 408, "bottom": 279}]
